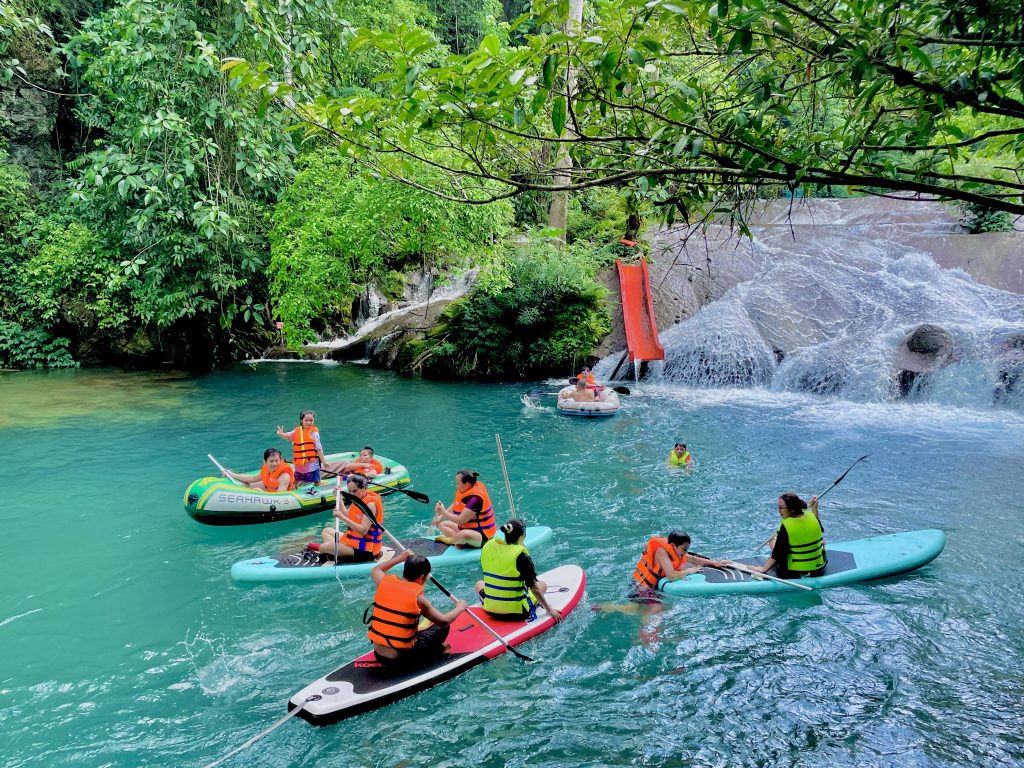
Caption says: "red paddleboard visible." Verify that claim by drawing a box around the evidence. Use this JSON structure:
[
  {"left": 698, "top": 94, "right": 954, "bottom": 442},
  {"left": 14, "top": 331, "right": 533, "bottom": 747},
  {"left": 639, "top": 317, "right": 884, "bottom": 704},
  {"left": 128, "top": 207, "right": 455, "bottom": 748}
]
[{"left": 288, "top": 565, "right": 586, "bottom": 725}]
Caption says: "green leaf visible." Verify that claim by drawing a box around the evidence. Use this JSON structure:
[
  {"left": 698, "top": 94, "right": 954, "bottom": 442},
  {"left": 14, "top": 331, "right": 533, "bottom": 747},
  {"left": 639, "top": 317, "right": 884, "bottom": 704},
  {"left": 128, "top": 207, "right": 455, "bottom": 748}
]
[
  {"left": 481, "top": 34, "right": 500, "bottom": 58},
  {"left": 552, "top": 95, "right": 567, "bottom": 136},
  {"left": 690, "top": 136, "right": 704, "bottom": 157},
  {"left": 542, "top": 54, "right": 558, "bottom": 89}
]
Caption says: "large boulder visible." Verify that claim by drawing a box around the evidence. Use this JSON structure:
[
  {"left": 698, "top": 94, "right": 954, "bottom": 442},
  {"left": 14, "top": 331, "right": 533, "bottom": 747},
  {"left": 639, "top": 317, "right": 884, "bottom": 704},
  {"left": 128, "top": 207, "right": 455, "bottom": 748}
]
[{"left": 893, "top": 324, "right": 954, "bottom": 395}]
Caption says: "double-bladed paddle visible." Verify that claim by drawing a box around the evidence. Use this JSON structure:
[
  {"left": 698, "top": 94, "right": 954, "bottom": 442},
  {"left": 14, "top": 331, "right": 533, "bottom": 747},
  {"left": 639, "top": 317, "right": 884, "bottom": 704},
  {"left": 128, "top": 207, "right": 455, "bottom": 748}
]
[
  {"left": 341, "top": 491, "right": 535, "bottom": 663},
  {"left": 322, "top": 467, "right": 430, "bottom": 504},
  {"left": 527, "top": 385, "right": 631, "bottom": 397}
]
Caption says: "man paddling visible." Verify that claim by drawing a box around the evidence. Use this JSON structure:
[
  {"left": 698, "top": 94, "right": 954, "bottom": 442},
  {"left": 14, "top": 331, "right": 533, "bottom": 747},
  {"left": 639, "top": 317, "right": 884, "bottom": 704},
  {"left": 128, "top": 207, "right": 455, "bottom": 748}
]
[
  {"left": 366, "top": 549, "right": 467, "bottom": 666},
  {"left": 223, "top": 448, "right": 295, "bottom": 492},
  {"left": 565, "top": 377, "right": 598, "bottom": 402}
]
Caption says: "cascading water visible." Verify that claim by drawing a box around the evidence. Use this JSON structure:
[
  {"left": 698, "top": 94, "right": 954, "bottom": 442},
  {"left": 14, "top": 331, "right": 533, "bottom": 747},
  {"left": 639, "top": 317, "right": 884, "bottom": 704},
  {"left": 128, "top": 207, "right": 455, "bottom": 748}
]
[{"left": 615, "top": 230, "right": 1024, "bottom": 408}]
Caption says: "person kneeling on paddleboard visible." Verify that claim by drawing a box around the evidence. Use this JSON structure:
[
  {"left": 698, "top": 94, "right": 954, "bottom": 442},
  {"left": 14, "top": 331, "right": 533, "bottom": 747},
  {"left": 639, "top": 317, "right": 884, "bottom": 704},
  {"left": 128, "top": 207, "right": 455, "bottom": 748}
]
[
  {"left": 474, "top": 519, "right": 562, "bottom": 623},
  {"left": 632, "top": 531, "right": 725, "bottom": 597},
  {"left": 745, "top": 493, "right": 826, "bottom": 579},
  {"left": 366, "top": 550, "right": 467, "bottom": 666}
]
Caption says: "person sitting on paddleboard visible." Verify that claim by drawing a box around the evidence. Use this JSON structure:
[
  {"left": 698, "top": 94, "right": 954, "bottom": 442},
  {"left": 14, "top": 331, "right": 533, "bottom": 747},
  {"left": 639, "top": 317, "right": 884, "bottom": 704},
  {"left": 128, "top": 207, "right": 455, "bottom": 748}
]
[
  {"left": 366, "top": 549, "right": 467, "bottom": 666},
  {"left": 475, "top": 519, "right": 561, "bottom": 623},
  {"left": 565, "top": 377, "right": 597, "bottom": 402},
  {"left": 632, "top": 531, "right": 725, "bottom": 595},
  {"left": 223, "top": 448, "right": 295, "bottom": 492},
  {"left": 324, "top": 446, "right": 383, "bottom": 479},
  {"left": 668, "top": 443, "right": 694, "bottom": 467},
  {"left": 276, "top": 410, "right": 327, "bottom": 486},
  {"left": 309, "top": 473, "right": 384, "bottom": 562},
  {"left": 745, "top": 493, "right": 826, "bottom": 579},
  {"left": 432, "top": 469, "right": 496, "bottom": 548}
]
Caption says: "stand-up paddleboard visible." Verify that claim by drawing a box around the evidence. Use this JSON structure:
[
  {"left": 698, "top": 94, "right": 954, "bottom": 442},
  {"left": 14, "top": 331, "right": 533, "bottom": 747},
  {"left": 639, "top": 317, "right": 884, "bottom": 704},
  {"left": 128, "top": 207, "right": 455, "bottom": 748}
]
[
  {"left": 287, "top": 564, "right": 585, "bottom": 725},
  {"left": 660, "top": 529, "right": 944, "bottom": 596},
  {"left": 231, "top": 526, "right": 554, "bottom": 583},
  {"left": 185, "top": 452, "right": 410, "bottom": 525}
]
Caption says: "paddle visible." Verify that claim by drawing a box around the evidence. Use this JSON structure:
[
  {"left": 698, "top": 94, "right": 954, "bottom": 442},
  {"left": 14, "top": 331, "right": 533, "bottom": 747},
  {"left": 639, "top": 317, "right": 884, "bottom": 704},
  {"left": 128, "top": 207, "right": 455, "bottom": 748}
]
[
  {"left": 755, "top": 455, "right": 870, "bottom": 552},
  {"left": 716, "top": 562, "right": 815, "bottom": 592},
  {"left": 322, "top": 468, "right": 430, "bottom": 504},
  {"left": 340, "top": 491, "right": 535, "bottom": 663},
  {"left": 495, "top": 433, "right": 519, "bottom": 519},
  {"left": 207, "top": 453, "right": 243, "bottom": 486}
]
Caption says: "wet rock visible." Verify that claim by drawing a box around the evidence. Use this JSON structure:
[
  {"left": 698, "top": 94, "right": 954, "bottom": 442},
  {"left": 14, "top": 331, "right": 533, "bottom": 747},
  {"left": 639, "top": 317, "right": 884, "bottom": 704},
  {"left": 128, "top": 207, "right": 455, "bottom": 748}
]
[
  {"left": 993, "top": 333, "right": 1024, "bottom": 403},
  {"left": 906, "top": 323, "right": 953, "bottom": 356},
  {"left": 892, "top": 322, "right": 953, "bottom": 393}
]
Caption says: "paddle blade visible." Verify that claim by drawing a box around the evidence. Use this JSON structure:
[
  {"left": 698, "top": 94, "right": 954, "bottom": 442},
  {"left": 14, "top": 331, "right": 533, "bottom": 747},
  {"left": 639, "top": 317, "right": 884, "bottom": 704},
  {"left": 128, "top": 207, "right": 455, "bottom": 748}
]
[
  {"left": 612, "top": 386, "right": 631, "bottom": 395},
  {"left": 404, "top": 489, "right": 430, "bottom": 503}
]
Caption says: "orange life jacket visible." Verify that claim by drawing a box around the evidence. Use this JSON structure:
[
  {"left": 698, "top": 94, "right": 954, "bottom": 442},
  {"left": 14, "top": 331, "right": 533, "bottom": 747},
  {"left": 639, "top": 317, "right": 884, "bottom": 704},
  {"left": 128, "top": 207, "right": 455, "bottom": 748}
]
[
  {"left": 578, "top": 371, "right": 597, "bottom": 386},
  {"left": 633, "top": 537, "right": 685, "bottom": 587},
  {"left": 366, "top": 574, "right": 423, "bottom": 649},
  {"left": 341, "top": 490, "right": 384, "bottom": 555},
  {"left": 291, "top": 425, "right": 319, "bottom": 466},
  {"left": 260, "top": 461, "right": 295, "bottom": 492},
  {"left": 453, "top": 481, "right": 496, "bottom": 539},
  {"left": 351, "top": 458, "right": 383, "bottom": 476}
]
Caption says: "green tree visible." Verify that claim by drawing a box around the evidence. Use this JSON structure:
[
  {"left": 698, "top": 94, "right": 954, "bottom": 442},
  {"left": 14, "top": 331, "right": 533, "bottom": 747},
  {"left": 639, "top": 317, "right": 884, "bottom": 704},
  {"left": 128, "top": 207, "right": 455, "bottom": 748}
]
[
  {"left": 233, "top": 0, "right": 1024, "bottom": 227},
  {"left": 269, "top": 148, "right": 513, "bottom": 346}
]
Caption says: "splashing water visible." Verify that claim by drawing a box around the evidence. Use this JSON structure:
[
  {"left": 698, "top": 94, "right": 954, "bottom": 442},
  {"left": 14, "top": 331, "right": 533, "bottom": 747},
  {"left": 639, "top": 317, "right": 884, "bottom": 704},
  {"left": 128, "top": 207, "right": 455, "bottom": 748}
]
[{"left": 630, "top": 232, "right": 1024, "bottom": 408}]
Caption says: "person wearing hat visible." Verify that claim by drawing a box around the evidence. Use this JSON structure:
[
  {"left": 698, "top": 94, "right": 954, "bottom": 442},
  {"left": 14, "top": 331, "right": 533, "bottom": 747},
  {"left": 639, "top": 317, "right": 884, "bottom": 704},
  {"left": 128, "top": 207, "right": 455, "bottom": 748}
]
[{"left": 475, "top": 519, "right": 562, "bottom": 623}]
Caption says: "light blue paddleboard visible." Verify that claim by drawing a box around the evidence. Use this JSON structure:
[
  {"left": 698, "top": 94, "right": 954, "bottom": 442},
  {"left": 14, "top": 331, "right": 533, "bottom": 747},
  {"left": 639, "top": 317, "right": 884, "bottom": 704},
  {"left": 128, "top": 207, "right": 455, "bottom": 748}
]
[
  {"left": 659, "top": 529, "right": 945, "bottom": 596},
  {"left": 231, "top": 526, "right": 554, "bottom": 583}
]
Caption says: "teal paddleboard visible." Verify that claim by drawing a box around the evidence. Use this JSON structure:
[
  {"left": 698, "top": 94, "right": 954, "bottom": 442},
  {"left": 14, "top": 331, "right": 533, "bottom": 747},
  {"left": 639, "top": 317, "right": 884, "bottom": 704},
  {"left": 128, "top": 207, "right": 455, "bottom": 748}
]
[
  {"left": 231, "top": 525, "right": 554, "bottom": 583},
  {"left": 659, "top": 529, "right": 945, "bottom": 596}
]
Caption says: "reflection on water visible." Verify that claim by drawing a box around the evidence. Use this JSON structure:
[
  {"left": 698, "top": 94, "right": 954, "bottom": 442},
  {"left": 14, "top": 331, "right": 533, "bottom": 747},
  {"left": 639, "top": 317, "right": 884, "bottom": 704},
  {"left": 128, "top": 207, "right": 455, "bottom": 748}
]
[
  {"left": 1, "top": 363, "right": 1022, "bottom": 768},
  {"left": 0, "top": 369, "right": 198, "bottom": 428}
]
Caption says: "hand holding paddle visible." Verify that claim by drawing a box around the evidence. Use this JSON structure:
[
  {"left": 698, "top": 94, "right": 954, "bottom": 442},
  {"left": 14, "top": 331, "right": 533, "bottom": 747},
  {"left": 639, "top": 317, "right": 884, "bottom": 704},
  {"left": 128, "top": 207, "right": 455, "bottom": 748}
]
[
  {"left": 208, "top": 454, "right": 243, "bottom": 486},
  {"left": 341, "top": 491, "right": 536, "bottom": 663}
]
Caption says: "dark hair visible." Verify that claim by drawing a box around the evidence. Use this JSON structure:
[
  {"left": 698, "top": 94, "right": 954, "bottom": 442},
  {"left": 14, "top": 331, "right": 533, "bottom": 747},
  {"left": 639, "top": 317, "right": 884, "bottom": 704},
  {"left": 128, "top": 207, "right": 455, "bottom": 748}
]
[
  {"left": 361, "top": 446, "right": 374, "bottom": 455},
  {"left": 500, "top": 519, "right": 526, "bottom": 543},
  {"left": 456, "top": 469, "right": 479, "bottom": 486},
  {"left": 403, "top": 554, "right": 431, "bottom": 581},
  {"left": 263, "top": 448, "right": 283, "bottom": 461},
  {"left": 779, "top": 492, "right": 807, "bottom": 515},
  {"left": 347, "top": 473, "right": 369, "bottom": 490},
  {"left": 580, "top": 366, "right": 590, "bottom": 372},
  {"left": 667, "top": 530, "right": 691, "bottom": 546},
  {"left": 299, "top": 409, "right": 316, "bottom": 421},
  {"left": 674, "top": 443, "right": 686, "bottom": 450},
  {"left": 569, "top": 377, "right": 579, "bottom": 385}
]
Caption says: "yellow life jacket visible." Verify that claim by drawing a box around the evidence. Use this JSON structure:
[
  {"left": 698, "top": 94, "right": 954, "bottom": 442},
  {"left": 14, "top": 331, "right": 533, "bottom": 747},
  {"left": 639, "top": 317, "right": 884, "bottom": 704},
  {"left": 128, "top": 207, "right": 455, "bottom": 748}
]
[
  {"left": 668, "top": 451, "right": 691, "bottom": 467},
  {"left": 780, "top": 513, "right": 826, "bottom": 572},
  {"left": 480, "top": 539, "right": 531, "bottom": 615}
]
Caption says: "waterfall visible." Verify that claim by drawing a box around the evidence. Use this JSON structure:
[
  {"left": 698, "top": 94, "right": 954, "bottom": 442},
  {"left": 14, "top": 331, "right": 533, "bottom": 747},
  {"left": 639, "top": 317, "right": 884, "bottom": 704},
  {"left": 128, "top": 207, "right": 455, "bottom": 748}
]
[{"left": 617, "top": 229, "right": 1024, "bottom": 408}]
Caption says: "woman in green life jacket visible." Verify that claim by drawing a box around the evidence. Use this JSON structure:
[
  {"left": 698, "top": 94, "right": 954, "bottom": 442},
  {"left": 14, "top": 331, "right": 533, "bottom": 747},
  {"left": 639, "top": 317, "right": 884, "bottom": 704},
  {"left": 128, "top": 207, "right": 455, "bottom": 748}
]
[
  {"left": 474, "top": 519, "right": 562, "bottom": 623},
  {"left": 747, "top": 492, "right": 827, "bottom": 579}
]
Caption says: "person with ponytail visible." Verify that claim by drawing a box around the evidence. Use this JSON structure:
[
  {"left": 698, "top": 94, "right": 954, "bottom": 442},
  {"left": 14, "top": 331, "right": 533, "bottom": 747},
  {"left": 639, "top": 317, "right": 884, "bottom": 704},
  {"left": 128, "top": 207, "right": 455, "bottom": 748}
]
[
  {"left": 432, "top": 469, "right": 497, "bottom": 547},
  {"left": 746, "top": 492, "right": 827, "bottom": 579},
  {"left": 474, "top": 519, "right": 561, "bottom": 623}
]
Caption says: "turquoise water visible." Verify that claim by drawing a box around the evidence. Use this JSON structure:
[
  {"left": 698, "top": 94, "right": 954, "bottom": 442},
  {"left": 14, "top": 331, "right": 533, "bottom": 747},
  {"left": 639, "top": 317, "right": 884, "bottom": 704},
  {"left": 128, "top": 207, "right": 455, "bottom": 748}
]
[{"left": 2, "top": 364, "right": 1023, "bottom": 767}]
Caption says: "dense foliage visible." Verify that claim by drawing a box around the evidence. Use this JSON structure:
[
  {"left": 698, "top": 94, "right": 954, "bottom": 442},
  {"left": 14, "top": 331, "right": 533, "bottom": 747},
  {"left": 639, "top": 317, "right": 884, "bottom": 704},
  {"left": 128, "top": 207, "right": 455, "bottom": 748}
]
[
  {"left": 269, "top": 149, "right": 513, "bottom": 346},
  {"left": 405, "top": 240, "right": 611, "bottom": 379},
  {"left": 237, "top": 0, "right": 1024, "bottom": 229}
]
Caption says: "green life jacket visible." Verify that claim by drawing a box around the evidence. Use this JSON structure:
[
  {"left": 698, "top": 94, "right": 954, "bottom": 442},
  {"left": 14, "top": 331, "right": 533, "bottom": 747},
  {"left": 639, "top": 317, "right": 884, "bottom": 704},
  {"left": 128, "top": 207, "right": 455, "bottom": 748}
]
[
  {"left": 668, "top": 451, "right": 691, "bottom": 467},
  {"left": 480, "top": 539, "right": 530, "bottom": 615},
  {"left": 780, "top": 513, "right": 826, "bottom": 573}
]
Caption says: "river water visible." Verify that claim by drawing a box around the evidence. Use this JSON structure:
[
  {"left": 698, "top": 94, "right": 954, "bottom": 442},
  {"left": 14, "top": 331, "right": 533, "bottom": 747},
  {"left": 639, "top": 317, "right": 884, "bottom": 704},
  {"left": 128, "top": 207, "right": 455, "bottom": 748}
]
[{"left": 1, "top": 363, "right": 1022, "bottom": 767}]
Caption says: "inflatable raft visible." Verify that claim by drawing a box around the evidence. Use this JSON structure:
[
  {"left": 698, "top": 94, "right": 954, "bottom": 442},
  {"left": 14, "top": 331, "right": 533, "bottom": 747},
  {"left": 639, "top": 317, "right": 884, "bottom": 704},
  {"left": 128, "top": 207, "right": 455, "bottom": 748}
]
[
  {"left": 184, "top": 452, "right": 410, "bottom": 525},
  {"left": 232, "top": 526, "right": 554, "bottom": 583},
  {"left": 288, "top": 564, "right": 585, "bottom": 725},
  {"left": 659, "top": 529, "right": 945, "bottom": 596},
  {"left": 556, "top": 386, "right": 621, "bottom": 417}
]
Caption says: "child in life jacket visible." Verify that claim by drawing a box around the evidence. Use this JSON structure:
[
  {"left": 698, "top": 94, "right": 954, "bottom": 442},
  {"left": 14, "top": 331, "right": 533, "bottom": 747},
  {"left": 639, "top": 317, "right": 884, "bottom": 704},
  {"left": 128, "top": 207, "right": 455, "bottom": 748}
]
[{"left": 277, "top": 409, "right": 327, "bottom": 485}]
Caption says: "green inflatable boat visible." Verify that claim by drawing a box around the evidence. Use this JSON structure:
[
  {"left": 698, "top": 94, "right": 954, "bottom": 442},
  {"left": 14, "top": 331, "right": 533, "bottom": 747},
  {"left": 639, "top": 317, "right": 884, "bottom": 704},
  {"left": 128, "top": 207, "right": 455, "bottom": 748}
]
[
  {"left": 184, "top": 452, "right": 410, "bottom": 525},
  {"left": 231, "top": 525, "right": 554, "bottom": 583},
  {"left": 659, "top": 529, "right": 945, "bottom": 597}
]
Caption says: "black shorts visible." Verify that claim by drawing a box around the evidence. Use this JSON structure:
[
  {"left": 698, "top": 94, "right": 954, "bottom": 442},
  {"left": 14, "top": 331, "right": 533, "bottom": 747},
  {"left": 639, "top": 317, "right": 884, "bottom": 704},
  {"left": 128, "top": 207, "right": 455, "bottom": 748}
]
[
  {"left": 374, "top": 624, "right": 451, "bottom": 667},
  {"left": 335, "top": 549, "right": 376, "bottom": 564}
]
